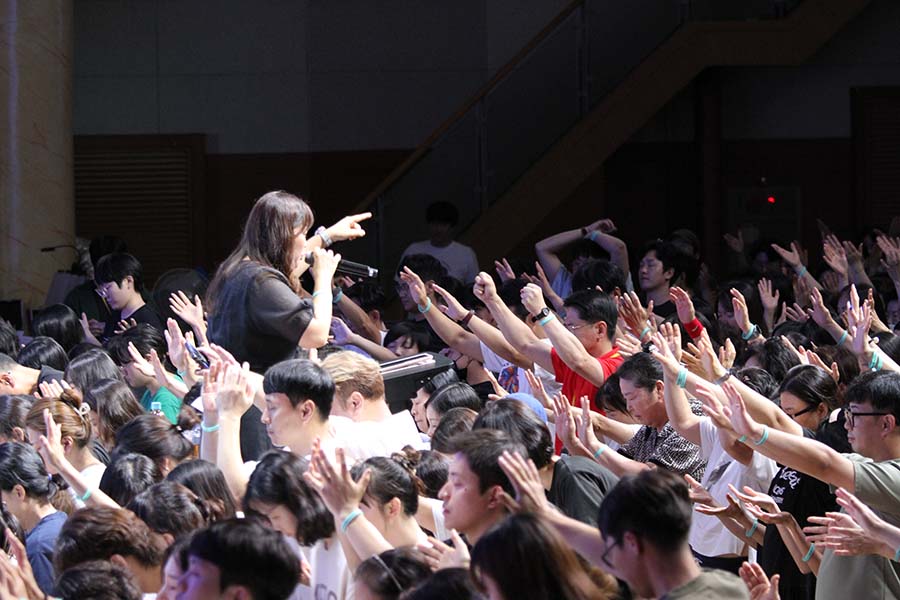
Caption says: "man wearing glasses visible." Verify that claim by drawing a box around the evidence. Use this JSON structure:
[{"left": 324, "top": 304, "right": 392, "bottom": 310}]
[{"left": 727, "top": 370, "right": 900, "bottom": 600}]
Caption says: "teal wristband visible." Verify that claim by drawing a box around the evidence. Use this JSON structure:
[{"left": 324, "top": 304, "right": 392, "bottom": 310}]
[
  {"left": 311, "top": 290, "right": 322, "bottom": 299},
  {"left": 332, "top": 288, "right": 343, "bottom": 304},
  {"left": 869, "top": 353, "right": 883, "bottom": 372},
  {"left": 201, "top": 423, "right": 220, "bottom": 433},
  {"left": 802, "top": 543, "right": 815, "bottom": 562},
  {"left": 838, "top": 330, "right": 849, "bottom": 346},
  {"left": 588, "top": 231, "right": 600, "bottom": 242},
  {"left": 676, "top": 367, "right": 688, "bottom": 389},
  {"left": 639, "top": 326, "right": 651, "bottom": 339},
  {"left": 592, "top": 445, "right": 606, "bottom": 460},
  {"left": 737, "top": 435, "right": 748, "bottom": 443},
  {"left": 79, "top": 488, "right": 92, "bottom": 503},
  {"left": 538, "top": 313, "right": 555, "bottom": 327},
  {"left": 894, "top": 547, "right": 900, "bottom": 563},
  {"left": 753, "top": 426, "right": 769, "bottom": 446},
  {"left": 796, "top": 265, "right": 808, "bottom": 278},
  {"left": 417, "top": 298, "right": 432, "bottom": 314},
  {"left": 744, "top": 518, "right": 759, "bottom": 538},
  {"left": 341, "top": 508, "right": 363, "bottom": 533},
  {"left": 741, "top": 324, "right": 758, "bottom": 341}
]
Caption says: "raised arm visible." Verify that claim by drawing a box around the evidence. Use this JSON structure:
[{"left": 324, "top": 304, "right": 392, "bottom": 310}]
[
  {"left": 520, "top": 283, "right": 607, "bottom": 387},
  {"left": 400, "top": 267, "right": 483, "bottom": 361},
  {"left": 724, "top": 382, "right": 855, "bottom": 491},
  {"left": 214, "top": 362, "right": 257, "bottom": 502},
  {"left": 335, "top": 290, "right": 383, "bottom": 345},
  {"left": 586, "top": 219, "right": 630, "bottom": 286},
  {"left": 535, "top": 228, "right": 582, "bottom": 283},
  {"left": 299, "top": 248, "right": 341, "bottom": 349},
  {"left": 649, "top": 330, "right": 701, "bottom": 445},
  {"left": 475, "top": 272, "right": 554, "bottom": 373}
]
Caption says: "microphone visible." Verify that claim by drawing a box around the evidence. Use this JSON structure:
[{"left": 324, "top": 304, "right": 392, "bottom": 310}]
[
  {"left": 40, "top": 244, "right": 77, "bottom": 252},
  {"left": 304, "top": 253, "right": 379, "bottom": 279}
]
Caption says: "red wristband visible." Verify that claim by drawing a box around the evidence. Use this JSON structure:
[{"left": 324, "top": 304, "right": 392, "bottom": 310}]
[
  {"left": 684, "top": 318, "right": 704, "bottom": 339},
  {"left": 459, "top": 310, "right": 475, "bottom": 328}
]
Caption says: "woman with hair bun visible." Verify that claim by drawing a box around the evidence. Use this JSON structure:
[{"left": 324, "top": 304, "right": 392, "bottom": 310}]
[
  {"left": 0, "top": 442, "right": 69, "bottom": 595},
  {"left": 26, "top": 389, "right": 106, "bottom": 506}
]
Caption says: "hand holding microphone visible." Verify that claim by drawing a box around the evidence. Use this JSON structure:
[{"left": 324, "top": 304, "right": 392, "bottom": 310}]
[{"left": 304, "top": 251, "right": 379, "bottom": 279}]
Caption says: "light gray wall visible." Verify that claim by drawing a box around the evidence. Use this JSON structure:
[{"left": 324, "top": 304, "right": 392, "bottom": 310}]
[{"left": 74, "top": 0, "right": 569, "bottom": 153}]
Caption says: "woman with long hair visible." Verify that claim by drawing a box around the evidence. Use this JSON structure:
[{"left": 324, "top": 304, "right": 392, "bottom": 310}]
[
  {"left": 204, "top": 191, "right": 369, "bottom": 459},
  {"left": 471, "top": 513, "right": 619, "bottom": 600}
]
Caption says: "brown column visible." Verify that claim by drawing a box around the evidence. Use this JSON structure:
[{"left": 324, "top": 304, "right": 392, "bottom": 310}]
[{"left": 0, "top": 1, "right": 74, "bottom": 309}]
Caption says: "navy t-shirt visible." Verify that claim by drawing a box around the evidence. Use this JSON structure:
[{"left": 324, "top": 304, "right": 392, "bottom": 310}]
[{"left": 27, "top": 511, "right": 67, "bottom": 595}]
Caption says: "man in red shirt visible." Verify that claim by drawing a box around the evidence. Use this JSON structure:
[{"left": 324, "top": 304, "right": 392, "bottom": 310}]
[{"left": 474, "top": 272, "right": 623, "bottom": 447}]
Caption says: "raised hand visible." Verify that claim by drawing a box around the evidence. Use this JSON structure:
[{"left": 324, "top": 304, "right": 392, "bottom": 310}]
[
  {"left": 693, "top": 382, "right": 732, "bottom": 431},
  {"left": 550, "top": 393, "right": 582, "bottom": 454},
  {"left": 399, "top": 266, "right": 430, "bottom": 309},
  {"left": 877, "top": 236, "right": 900, "bottom": 283},
  {"left": 303, "top": 444, "right": 369, "bottom": 520},
  {"left": 648, "top": 331, "right": 680, "bottom": 376},
  {"left": 695, "top": 492, "right": 744, "bottom": 521},
  {"left": 78, "top": 312, "right": 102, "bottom": 346},
  {"left": 615, "top": 332, "right": 642, "bottom": 358},
  {"left": 757, "top": 278, "right": 780, "bottom": 327},
  {"left": 472, "top": 271, "right": 498, "bottom": 303},
  {"left": 684, "top": 474, "right": 715, "bottom": 506},
  {"left": 523, "top": 369, "right": 551, "bottom": 410},
  {"left": 126, "top": 342, "right": 156, "bottom": 378},
  {"left": 0, "top": 528, "right": 44, "bottom": 600},
  {"left": 431, "top": 283, "right": 468, "bottom": 321},
  {"left": 497, "top": 450, "right": 552, "bottom": 515},
  {"left": 659, "top": 322, "right": 683, "bottom": 363},
  {"left": 739, "top": 562, "right": 781, "bottom": 600},
  {"left": 784, "top": 303, "right": 810, "bottom": 323},
  {"left": 618, "top": 291, "right": 654, "bottom": 339},
  {"left": 587, "top": 218, "right": 618, "bottom": 235},
  {"left": 33, "top": 408, "right": 66, "bottom": 473},
  {"left": 721, "top": 381, "right": 765, "bottom": 440},
  {"left": 724, "top": 231, "right": 744, "bottom": 254},
  {"left": 718, "top": 338, "right": 736, "bottom": 370},
  {"left": 771, "top": 241, "right": 803, "bottom": 269},
  {"left": 309, "top": 248, "right": 341, "bottom": 286},
  {"left": 149, "top": 348, "right": 188, "bottom": 397},
  {"left": 494, "top": 258, "right": 516, "bottom": 282},
  {"left": 164, "top": 318, "right": 189, "bottom": 373},
  {"left": 823, "top": 235, "right": 849, "bottom": 278},
  {"left": 326, "top": 212, "right": 372, "bottom": 243},
  {"left": 575, "top": 396, "right": 602, "bottom": 455},
  {"left": 214, "top": 362, "right": 255, "bottom": 419},
  {"left": 37, "top": 379, "right": 68, "bottom": 399},
  {"left": 669, "top": 286, "right": 696, "bottom": 325},
  {"left": 419, "top": 530, "right": 471, "bottom": 572},
  {"left": 519, "top": 283, "right": 547, "bottom": 315},
  {"left": 808, "top": 288, "right": 834, "bottom": 329},
  {"left": 169, "top": 291, "right": 205, "bottom": 330}
]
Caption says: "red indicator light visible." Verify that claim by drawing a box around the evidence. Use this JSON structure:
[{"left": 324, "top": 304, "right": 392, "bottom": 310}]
[{"left": 767, "top": 196, "right": 776, "bottom": 204}]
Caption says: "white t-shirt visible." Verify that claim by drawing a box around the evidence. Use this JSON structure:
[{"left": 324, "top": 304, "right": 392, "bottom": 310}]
[
  {"left": 479, "top": 341, "right": 561, "bottom": 398},
  {"left": 330, "top": 411, "right": 427, "bottom": 463},
  {"left": 401, "top": 240, "right": 479, "bottom": 284},
  {"left": 291, "top": 537, "right": 353, "bottom": 600},
  {"left": 689, "top": 418, "right": 778, "bottom": 557}
]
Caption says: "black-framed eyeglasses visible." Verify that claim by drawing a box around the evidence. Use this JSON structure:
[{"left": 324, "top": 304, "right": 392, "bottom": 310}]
[
  {"left": 844, "top": 409, "right": 890, "bottom": 428},
  {"left": 786, "top": 405, "right": 817, "bottom": 420},
  {"left": 601, "top": 539, "right": 619, "bottom": 569}
]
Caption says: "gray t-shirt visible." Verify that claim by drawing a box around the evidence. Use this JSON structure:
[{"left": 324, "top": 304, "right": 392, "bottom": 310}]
[
  {"left": 661, "top": 568, "right": 749, "bottom": 599},
  {"left": 816, "top": 454, "right": 900, "bottom": 600}
]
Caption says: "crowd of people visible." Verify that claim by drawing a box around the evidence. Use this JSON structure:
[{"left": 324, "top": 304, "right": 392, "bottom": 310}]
[{"left": 2, "top": 190, "right": 900, "bottom": 599}]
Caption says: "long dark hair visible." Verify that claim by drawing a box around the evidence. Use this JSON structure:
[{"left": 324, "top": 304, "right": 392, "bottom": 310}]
[
  {"left": 0, "top": 442, "right": 70, "bottom": 507},
  {"left": 83, "top": 379, "right": 144, "bottom": 448},
  {"left": 206, "top": 191, "right": 314, "bottom": 314},
  {"left": 243, "top": 451, "right": 334, "bottom": 545},
  {"left": 471, "top": 513, "right": 617, "bottom": 600},
  {"left": 167, "top": 459, "right": 237, "bottom": 520}
]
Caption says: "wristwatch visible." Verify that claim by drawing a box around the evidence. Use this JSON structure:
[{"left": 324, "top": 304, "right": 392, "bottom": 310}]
[
  {"left": 531, "top": 307, "right": 551, "bottom": 323},
  {"left": 315, "top": 226, "right": 332, "bottom": 248}
]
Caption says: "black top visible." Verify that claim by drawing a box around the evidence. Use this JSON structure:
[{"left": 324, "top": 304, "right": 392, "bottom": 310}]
[
  {"left": 207, "top": 262, "right": 313, "bottom": 373},
  {"left": 758, "top": 424, "right": 849, "bottom": 600},
  {"left": 548, "top": 454, "right": 619, "bottom": 527},
  {"left": 102, "top": 303, "right": 164, "bottom": 340},
  {"left": 37, "top": 365, "right": 65, "bottom": 385},
  {"left": 63, "top": 281, "right": 114, "bottom": 324},
  {"left": 206, "top": 262, "right": 314, "bottom": 461}
]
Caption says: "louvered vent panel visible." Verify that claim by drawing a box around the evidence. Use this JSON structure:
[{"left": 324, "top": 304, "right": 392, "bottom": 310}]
[
  {"left": 854, "top": 89, "right": 900, "bottom": 228},
  {"left": 74, "top": 137, "right": 204, "bottom": 285}
]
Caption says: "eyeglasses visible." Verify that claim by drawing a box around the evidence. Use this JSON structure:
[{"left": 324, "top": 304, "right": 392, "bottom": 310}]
[
  {"left": 565, "top": 322, "right": 589, "bottom": 331},
  {"left": 786, "top": 405, "right": 817, "bottom": 420},
  {"left": 601, "top": 539, "right": 619, "bottom": 569},
  {"left": 843, "top": 408, "right": 890, "bottom": 429}
]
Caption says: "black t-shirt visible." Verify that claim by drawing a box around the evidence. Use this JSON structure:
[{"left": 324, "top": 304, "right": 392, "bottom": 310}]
[
  {"left": 547, "top": 454, "right": 619, "bottom": 527},
  {"left": 207, "top": 262, "right": 313, "bottom": 373},
  {"left": 102, "top": 303, "right": 164, "bottom": 340},
  {"left": 63, "top": 281, "right": 114, "bottom": 324},
  {"left": 207, "top": 262, "right": 314, "bottom": 461},
  {"left": 758, "top": 426, "right": 847, "bottom": 600},
  {"left": 37, "top": 365, "right": 65, "bottom": 386}
]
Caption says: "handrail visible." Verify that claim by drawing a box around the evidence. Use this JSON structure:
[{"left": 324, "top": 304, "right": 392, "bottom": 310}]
[{"left": 354, "top": 0, "right": 586, "bottom": 213}]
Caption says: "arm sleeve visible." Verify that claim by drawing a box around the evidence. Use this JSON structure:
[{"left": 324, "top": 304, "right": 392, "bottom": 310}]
[
  {"left": 852, "top": 456, "right": 900, "bottom": 514},
  {"left": 249, "top": 272, "right": 314, "bottom": 343}
]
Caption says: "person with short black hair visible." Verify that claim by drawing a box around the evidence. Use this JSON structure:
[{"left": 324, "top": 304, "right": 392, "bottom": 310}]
[
  {"left": 473, "top": 398, "right": 618, "bottom": 527},
  {"left": 63, "top": 347, "right": 122, "bottom": 394},
  {"left": 400, "top": 201, "right": 479, "bottom": 284},
  {"left": 597, "top": 469, "right": 748, "bottom": 598},
  {"left": 438, "top": 429, "right": 526, "bottom": 544},
  {"left": 56, "top": 559, "right": 143, "bottom": 600},
  {"left": 99, "top": 452, "right": 164, "bottom": 506},
  {"left": 0, "top": 352, "right": 64, "bottom": 396},
  {"left": 94, "top": 252, "right": 163, "bottom": 340},
  {"left": 354, "top": 548, "right": 432, "bottom": 600},
  {"left": 424, "top": 382, "right": 482, "bottom": 436},
  {"left": 179, "top": 518, "right": 300, "bottom": 600},
  {"left": 638, "top": 240, "right": 685, "bottom": 319},
  {"left": 16, "top": 336, "right": 68, "bottom": 371},
  {"left": 261, "top": 358, "right": 335, "bottom": 455}
]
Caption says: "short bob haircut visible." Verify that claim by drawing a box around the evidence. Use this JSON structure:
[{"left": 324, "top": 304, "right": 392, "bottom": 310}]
[
  {"left": 262, "top": 359, "right": 334, "bottom": 418},
  {"left": 94, "top": 253, "right": 145, "bottom": 291}
]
